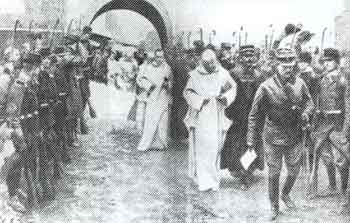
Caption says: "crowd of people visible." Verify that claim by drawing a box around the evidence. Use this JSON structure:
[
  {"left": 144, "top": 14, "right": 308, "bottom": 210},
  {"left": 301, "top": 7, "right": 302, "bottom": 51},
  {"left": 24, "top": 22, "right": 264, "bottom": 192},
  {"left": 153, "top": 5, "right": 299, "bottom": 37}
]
[
  {"left": 1, "top": 20, "right": 350, "bottom": 221},
  {"left": 0, "top": 25, "right": 111, "bottom": 214},
  {"left": 129, "top": 23, "right": 350, "bottom": 220}
]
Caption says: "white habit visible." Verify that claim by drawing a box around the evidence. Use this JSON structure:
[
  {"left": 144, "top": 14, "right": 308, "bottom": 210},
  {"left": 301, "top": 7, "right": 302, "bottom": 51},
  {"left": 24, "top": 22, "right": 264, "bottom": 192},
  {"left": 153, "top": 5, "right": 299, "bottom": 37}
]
[
  {"left": 184, "top": 65, "right": 236, "bottom": 191},
  {"left": 137, "top": 62, "right": 172, "bottom": 151}
]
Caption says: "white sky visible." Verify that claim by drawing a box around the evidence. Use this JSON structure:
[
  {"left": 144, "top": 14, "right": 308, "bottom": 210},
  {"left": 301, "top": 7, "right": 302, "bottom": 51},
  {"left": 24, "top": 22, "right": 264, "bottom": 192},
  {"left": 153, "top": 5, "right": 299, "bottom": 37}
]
[
  {"left": 175, "top": 0, "right": 345, "bottom": 46},
  {"left": 0, "top": 0, "right": 347, "bottom": 46},
  {"left": 0, "top": 0, "right": 25, "bottom": 14}
]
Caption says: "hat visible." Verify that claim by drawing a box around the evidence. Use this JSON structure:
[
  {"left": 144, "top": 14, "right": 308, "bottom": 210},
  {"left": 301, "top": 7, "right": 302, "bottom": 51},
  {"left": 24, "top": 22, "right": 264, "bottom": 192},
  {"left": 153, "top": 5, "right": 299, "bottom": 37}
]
[
  {"left": 275, "top": 47, "right": 297, "bottom": 65},
  {"left": 284, "top": 24, "right": 301, "bottom": 36},
  {"left": 239, "top": 45, "right": 255, "bottom": 56},
  {"left": 206, "top": 44, "right": 216, "bottom": 51},
  {"left": 63, "top": 34, "right": 80, "bottom": 46},
  {"left": 39, "top": 47, "right": 51, "bottom": 58},
  {"left": 82, "top": 26, "right": 92, "bottom": 34},
  {"left": 22, "top": 53, "right": 42, "bottom": 64},
  {"left": 221, "top": 42, "right": 232, "bottom": 49},
  {"left": 299, "top": 51, "right": 312, "bottom": 64},
  {"left": 193, "top": 40, "right": 205, "bottom": 48},
  {"left": 53, "top": 46, "right": 65, "bottom": 55},
  {"left": 321, "top": 48, "right": 340, "bottom": 64},
  {"left": 275, "top": 47, "right": 296, "bottom": 58}
]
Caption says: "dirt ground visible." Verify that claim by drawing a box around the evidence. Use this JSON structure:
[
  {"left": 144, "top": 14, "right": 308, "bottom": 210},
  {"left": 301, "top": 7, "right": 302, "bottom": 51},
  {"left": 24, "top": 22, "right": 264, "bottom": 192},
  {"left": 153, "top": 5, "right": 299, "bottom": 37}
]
[{"left": 1, "top": 82, "right": 350, "bottom": 223}]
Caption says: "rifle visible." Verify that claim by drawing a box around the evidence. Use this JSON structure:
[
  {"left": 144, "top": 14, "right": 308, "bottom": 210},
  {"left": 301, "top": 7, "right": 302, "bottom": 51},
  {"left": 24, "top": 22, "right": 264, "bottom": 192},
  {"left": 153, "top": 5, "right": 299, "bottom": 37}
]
[
  {"left": 187, "top": 31, "right": 192, "bottom": 49},
  {"left": 239, "top": 26, "right": 243, "bottom": 48},
  {"left": 49, "top": 18, "right": 60, "bottom": 49},
  {"left": 199, "top": 28, "right": 203, "bottom": 43},
  {"left": 320, "top": 27, "right": 328, "bottom": 53}
]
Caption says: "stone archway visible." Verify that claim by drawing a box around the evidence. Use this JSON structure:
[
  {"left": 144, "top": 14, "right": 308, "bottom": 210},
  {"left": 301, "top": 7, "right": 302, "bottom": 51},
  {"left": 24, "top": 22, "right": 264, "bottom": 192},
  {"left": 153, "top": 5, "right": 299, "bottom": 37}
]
[{"left": 89, "top": 0, "right": 173, "bottom": 49}]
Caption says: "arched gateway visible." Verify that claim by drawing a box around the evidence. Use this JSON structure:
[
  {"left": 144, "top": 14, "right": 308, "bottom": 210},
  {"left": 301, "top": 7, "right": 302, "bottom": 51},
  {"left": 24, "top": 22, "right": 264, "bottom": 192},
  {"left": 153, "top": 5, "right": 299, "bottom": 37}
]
[{"left": 89, "top": 0, "right": 173, "bottom": 49}]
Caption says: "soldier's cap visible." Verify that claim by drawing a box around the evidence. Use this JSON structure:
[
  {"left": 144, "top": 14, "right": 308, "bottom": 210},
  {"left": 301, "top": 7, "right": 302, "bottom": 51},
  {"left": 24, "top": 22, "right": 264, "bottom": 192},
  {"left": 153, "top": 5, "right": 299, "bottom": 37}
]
[
  {"left": 206, "top": 44, "right": 216, "bottom": 51},
  {"left": 193, "top": 40, "right": 205, "bottom": 48},
  {"left": 299, "top": 51, "right": 312, "bottom": 64},
  {"left": 39, "top": 47, "right": 51, "bottom": 58},
  {"left": 22, "top": 53, "right": 42, "bottom": 64},
  {"left": 321, "top": 48, "right": 340, "bottom": 64},
  {"left": 221, "top": 42, "right": 232, "bottom": 49},
  {"left": 274, "top": 47, "right": 297, "bottom": 65},
  {"left": 63, "top": 34, "right": 80, "bottom": 46},
  {"left": 27, "top": 32, "right": 43, "bottom": 40},
  {"left": 239, "top": 45, "right": 255, "bottom": 56},
  {"left": 53, "top": 46, "right": 65, "bottom": 55},
  {"left": 82, "top": 26, "right": 92, "bottom": 34}
]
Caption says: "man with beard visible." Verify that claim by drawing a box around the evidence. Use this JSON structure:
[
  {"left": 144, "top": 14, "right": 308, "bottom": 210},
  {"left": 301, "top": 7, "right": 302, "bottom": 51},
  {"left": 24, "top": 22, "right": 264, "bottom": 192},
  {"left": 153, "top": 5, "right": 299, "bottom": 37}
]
[
  {"left": 220, "top": 45, "right": 265, "bottom": 190},
  {"left": 184, "top": 49, "right": 237, "bottom": 191},
  {"left": 246, "top": 47, "right": 314, "bottom": 220},
  {"left": 218, "top": 42, "right": 235, "bottom": 71}
]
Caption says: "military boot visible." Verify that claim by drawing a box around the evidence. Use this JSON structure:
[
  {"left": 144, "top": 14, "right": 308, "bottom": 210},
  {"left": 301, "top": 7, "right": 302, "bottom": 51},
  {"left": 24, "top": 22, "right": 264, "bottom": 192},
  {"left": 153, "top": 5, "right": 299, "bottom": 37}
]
[
  {"left": 281, "top": 175, "right": 298, "bottom": 209},
  {"left": 340, "top": 168, "right": 349, "bottom": 196},
  {"left": 268, "top": 176, "right": 280, "bottom": 220}
]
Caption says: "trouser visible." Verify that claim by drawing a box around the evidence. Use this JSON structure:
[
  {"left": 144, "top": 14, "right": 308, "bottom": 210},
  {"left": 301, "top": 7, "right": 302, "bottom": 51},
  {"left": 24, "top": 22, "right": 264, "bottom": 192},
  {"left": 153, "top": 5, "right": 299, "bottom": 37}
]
[
  {"left": 319, "top": 114, "right": 349, "bottom": 190},
  {"left": 264, "top": 141, "right": 302, "bottom": 208},
  {"left": 66, "top": 118, "right": 78, "bottom": 146},
  {"left": 6, "top": 124, "right": 26, "bottom": 198},
  {"left": 80, "top": 95, "right": 89, "bottom": 134},
  {"left": 54, "top": 99, "right": 69, "bottom": 161}
]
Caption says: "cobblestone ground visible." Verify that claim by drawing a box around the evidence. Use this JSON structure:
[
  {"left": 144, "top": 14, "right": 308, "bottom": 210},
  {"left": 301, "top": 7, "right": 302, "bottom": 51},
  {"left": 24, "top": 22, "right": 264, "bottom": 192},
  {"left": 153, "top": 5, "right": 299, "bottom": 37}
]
[{"left": 1, "top": 82, "right": 350, "bottom": 223}]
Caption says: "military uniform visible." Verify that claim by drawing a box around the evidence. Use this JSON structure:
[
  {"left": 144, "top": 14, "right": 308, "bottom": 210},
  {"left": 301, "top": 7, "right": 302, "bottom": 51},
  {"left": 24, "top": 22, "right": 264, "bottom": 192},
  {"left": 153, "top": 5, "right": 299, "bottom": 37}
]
[
  {"left": 221, "top": 45, "right": 265, "bottom": 188},
  {"left": 317, "top": 48, "right": 349, "bottom": 194},
  {"left": 37, "top": 50, "right": 64, "bottom": 194},
  {"left": 246, "top": 48, "right": 314, "bottom": 219},
  {"left": 52, "top": 48, "right": 71, "bottom": 163},
  {"left": 59, "top": 49, "right": 83, "bottom": 147}
]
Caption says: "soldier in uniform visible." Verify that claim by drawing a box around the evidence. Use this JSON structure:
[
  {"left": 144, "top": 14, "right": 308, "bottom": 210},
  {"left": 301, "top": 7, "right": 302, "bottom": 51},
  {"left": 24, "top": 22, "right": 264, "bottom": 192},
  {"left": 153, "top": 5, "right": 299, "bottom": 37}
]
[
  {"left": 52, "top": 46, "right": 71, "bottom": 163},
  {"left": 246, "top": 47, "right": 314, "bottom": 220},
  {"left": 220, "top": 45, "right": 265, "bottom": 190},
  {"left": 79, "top": 26, "right": 95, "bottom": 135},
  {"left": 60, "top": 36, "right": 84, "bottom": 148},
  {"left": 19, "top": 53, "right": 48, "bottom": 206},
  {"left": 316, "top": 48, "right": 349, "bottom": 196},
  {"left": 4, "top": 54, "right": 36, "bottom": 212},
  {"left": 37, "top": 47, "right": 64, "bottom": 194}
]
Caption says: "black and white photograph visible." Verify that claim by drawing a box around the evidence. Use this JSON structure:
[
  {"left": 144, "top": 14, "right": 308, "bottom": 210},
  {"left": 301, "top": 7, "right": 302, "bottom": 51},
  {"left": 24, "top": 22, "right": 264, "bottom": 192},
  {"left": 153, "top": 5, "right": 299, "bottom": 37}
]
[{"left": 0, "top": 0, "right": 350, "bottom": 222}]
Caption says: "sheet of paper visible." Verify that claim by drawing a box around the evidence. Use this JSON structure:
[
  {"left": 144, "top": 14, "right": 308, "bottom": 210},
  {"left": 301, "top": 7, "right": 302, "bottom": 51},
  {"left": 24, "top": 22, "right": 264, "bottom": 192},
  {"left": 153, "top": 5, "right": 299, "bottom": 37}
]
[{"left": 240, "top": 149, "right": 257, "bottom": 171}]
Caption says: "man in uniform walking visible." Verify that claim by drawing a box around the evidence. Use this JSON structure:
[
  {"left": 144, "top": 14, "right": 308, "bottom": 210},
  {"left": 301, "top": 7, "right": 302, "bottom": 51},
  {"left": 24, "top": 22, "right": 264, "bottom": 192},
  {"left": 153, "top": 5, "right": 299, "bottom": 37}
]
[{"left": 246, "top": 47, "right": 314, "bottom": 220}]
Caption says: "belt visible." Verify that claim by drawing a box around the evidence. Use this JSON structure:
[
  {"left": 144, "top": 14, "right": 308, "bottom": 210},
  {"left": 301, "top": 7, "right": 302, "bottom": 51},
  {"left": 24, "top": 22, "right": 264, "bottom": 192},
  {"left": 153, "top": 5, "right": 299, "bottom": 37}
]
[
  {"left": 0, "top": 110, "right": 39, "bottom": 122},
  {"left": 323, "top": 110, "right": 342, "bottom": 115}
]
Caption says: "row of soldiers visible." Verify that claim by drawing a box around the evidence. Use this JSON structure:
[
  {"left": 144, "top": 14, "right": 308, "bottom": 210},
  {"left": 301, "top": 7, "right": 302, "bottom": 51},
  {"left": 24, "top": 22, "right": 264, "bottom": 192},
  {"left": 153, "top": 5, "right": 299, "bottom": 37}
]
[{"left": 0, "top": 26, "right": 110, "bottom": 213}]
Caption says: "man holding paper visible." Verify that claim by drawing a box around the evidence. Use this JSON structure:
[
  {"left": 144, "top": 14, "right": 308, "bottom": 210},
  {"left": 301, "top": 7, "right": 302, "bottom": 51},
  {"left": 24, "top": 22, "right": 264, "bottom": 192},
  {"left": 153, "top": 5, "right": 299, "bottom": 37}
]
[
  {"left": 183, "top": 49, "right": 237, "bottom": 192},
  {"left": 246, "top": 47, "right": 314, "bottom": 220}
]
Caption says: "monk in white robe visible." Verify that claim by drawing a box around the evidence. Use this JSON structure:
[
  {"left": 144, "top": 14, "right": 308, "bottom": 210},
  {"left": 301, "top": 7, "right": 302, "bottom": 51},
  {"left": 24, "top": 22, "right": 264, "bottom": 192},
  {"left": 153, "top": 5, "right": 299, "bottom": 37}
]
[
  {"left": 137, "top": 50, "right": 172, "bottom": 151},
  {"left": 184, "top": 49, "right": 237, "bottom": 191}
]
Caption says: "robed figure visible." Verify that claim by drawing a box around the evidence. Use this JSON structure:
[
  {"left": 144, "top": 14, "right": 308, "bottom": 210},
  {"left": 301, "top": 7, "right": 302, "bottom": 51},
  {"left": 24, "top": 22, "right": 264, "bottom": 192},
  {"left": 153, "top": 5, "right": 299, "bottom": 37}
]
[
  {"left": 136, "top": 50, "right": 172, "bottom": 151},
  {"left": 183, "top": 50, "right": 237, "bottom": 191}
]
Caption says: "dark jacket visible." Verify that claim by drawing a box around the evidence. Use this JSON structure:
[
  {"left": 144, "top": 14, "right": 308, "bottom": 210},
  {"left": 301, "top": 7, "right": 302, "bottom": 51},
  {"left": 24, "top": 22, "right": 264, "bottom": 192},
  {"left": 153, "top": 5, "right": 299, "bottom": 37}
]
[{"left": 247, "top": 75, "right": 314, "bottom": 147}]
